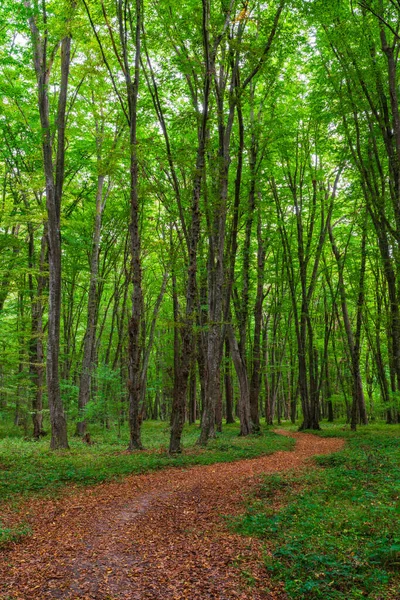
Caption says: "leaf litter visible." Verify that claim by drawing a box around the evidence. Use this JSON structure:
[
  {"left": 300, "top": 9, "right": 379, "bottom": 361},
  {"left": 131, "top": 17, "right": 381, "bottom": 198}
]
[{"left": 0, "top": 432, "right": 344, "bottom": 600}]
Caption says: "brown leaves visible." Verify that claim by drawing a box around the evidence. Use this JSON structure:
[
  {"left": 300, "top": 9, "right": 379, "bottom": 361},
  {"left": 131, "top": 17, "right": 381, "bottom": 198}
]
[{"left": 0, "top": 433, "right": 343, "bottom": 600}]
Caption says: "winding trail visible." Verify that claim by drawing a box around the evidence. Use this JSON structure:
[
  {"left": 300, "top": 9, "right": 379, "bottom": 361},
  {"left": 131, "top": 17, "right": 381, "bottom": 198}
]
[{"left": 0, "top": 431, "right": 344, "bottom": 600}]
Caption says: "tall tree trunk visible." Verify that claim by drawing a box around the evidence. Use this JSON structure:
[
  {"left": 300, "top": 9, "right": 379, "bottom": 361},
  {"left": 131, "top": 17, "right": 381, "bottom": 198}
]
[
  {"left": 76, "top": 175, "right": 106, "bottom": 435},
  {"left": 28, "top": 5, "right": 72, "bottom": 449},
  {"left": 228, "top": 326, "right": 252, "bottom": 436},
  {"left": 224, "top": 338, "right": 235, "bottom": 424},
  {"left": 116, "top": 0, "right": 144, "bottom": 451},
  {"left": 328, "top": 222, "right": 368, "bottom": 430},
  {"left": 140, "top": 273, "right": 168, "bottom": 409},
  {"left": 199, "top": 2, "right": 283, "bottom": 443},
  {"left": 200, "top": 75, "right": 234, "bottom": 444},
  {"left": 249, "top": 215, "right": 266, "bottom": 431},
  {"left": 188, "top": 361, "right": 197, "bottom": 425},
  {"left": 29, "top": 227, "right": 47, "bottom": 439},
  {"left": 169, "top": 0, "right": 211, "bottom": 452}
]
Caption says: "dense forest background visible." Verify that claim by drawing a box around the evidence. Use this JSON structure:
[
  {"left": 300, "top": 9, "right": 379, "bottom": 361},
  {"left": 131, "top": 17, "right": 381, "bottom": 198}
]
[{"left": 1, "top": 0, "right": 400, "bottom": 451}]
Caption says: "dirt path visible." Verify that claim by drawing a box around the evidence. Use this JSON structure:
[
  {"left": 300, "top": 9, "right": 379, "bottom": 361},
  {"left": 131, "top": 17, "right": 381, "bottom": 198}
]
[{"left": 0, "top": 432, "right": 344, "bottom": 600}]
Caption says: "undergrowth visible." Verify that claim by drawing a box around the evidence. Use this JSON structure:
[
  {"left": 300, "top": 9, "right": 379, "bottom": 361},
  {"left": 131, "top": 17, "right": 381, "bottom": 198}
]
[
  {"left": 232, "top": 423, "right": 400, "bottom": 599},
  {"left": 0, "top": 521, "right": 31, "bottom": 546},
  {"left": 0, "top": 420, "right": 294, "bottom": 508}
]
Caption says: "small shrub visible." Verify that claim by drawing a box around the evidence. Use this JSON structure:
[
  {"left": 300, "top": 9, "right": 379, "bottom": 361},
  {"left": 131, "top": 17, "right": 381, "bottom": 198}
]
[{"left": 0, "top": 522, "right": 31, "bottom": 547}]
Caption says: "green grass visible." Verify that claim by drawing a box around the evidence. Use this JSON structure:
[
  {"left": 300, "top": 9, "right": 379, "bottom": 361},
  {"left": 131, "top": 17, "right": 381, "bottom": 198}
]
[
  {"left": 232, "top": 422, "right": 400, "bottom": 599},
  {"left": 0, "top": 521, "right": 31, "bottom": 546},
  {"left": 0, "top": 420, "right": 294, "bottom": 507},
  {"left": 0, "top": 420, "right": 294, "bottom": 548}
]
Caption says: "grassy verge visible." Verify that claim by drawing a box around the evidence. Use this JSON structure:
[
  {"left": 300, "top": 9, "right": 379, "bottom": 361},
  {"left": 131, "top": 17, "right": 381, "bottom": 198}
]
[
  {"left": 231, "top": 422, "right": 400, "bottom": 599},
  {"left": 0, "top": 420, "right": 294, "bottom": 506},
  {"left": 0, "top": 420, "right": 294, "bottom": 547}
]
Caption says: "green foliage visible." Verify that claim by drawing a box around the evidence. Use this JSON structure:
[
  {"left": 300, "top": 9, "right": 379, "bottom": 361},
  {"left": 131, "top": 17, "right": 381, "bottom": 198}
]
[
  {"left": 0, "top": 521, "right": 31, "bottom": 546},
  {"left": 0, "top": 422, "right": 294, "bottom": 507},
  {"left": 83, "top": 364, "right": 125, "bottom": 424},
  {"left": 232, "top": 424, "right": 400, "bottom": 599},
  {"left": 252, "top": 473, "right": 291, "bottom": 499}
]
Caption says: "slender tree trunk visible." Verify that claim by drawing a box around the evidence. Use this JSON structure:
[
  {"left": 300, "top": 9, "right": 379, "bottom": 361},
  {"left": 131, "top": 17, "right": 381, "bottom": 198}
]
[
  {"left": 140, "top": 273, "right": 167, "bottom": 409},
  {"left": 249, "top": 216, "right": 266, "bottom": 431},
  {"left": 326, "top": 361, "right": 334, "bottom": 422},
  {"left": 224, "top": 338, "right": 235, "bottom": 424},
  {"left": 228, "top": 326, "right": 252, "bottom": 436},
  {"left": 189, "top": 361, "right": 197, "bottom": 425},
  {"left": 328, "top": 222, "right": 368, "bottom": 430},
  {"left": 76, "top": 175, "right": 106, "bottom": 435},
  {"left": 215, "top": 366, "right": 223, "bottom": 433},
  {"left": 30, "top": 227, "right": 47, "bottom": 438},
  {"left": 169, "top": 0, "right": 212, "bottom": 453},
  {"left": 121, "top": 0, "right": 144, "bottom": 451},
  {"left": 28, "top": 6, "right": 72, "bottom": 449},
  {"left": 200, "top": 106, "right": 232, "bottom": 444}
]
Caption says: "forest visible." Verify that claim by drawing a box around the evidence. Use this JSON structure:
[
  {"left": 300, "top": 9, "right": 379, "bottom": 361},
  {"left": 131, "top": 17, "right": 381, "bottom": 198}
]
[{"left": 0, "top": 0, "right": 400, "bottom": 599}]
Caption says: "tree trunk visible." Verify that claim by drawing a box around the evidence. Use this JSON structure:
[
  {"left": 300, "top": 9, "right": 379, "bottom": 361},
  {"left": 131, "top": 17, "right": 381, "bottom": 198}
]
[
  {"left": 169, "top": 0, "right": 211, "bottom": 454},
  {"left": 228, "top": 326, "right": 252, "bottom": 436},
  {"left": 76, "top": 175, "right": 106, "bottom": 435},
  {"left": 224, "top": 338, "right": 235, "bottom": 424},
  {"left": 120, "top": 0, "right": 144, "bottom": 452},
  {"left": 28, "top": 7, "right": 72, "bottom": 449},
  {"left": 30, "top": 227, "right": 47, "bottom": 439},
  {"left": 328, "top": 222, "right": 368, "bottom": 430},
  {"left": 189, "top": 362, "right": 197, "bottom": 425},
  {"left": 249, "top": 216, "right": 266, "bottom": 431}
]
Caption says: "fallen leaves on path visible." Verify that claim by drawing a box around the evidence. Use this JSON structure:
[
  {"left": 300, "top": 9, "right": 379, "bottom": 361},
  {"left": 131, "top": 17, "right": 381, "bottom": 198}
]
[{"left": 0, "top": 432, "right": 344, "bottom": 600}]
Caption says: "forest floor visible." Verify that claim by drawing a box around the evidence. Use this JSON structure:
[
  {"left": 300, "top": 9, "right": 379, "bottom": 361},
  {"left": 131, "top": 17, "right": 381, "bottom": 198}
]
[
  {"left": 0, "top": 422, "right": 294, "bottom": 505},
  {"left": 0, "top": 431, "right": 343, "bottom": 600}
]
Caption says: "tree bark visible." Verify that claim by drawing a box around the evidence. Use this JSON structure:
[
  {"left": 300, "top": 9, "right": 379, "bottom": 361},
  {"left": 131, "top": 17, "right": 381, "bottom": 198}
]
[
  {"left": 228, "top": 326, "right": 252, "bottom": 436},
  {"left": 76, "top": 175, "right": 107, "bottom": 435},
  {"left": 28, "top": 4, "right": 72, "bottom": 449},
  {"left": 29, "top": 226, "right": 47, "bottom": 439},
  {"left": 249, "top": 215, "right": 266, "bottom": 431},
  {"left": 328, "top": 221, "right": 368, "bottom": 430},
  {"left": 224, "top": 338, "right": 235, "bottom": 424},
  {"left": 169, "top": 0, "right": 211, "bottom": 454}
]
